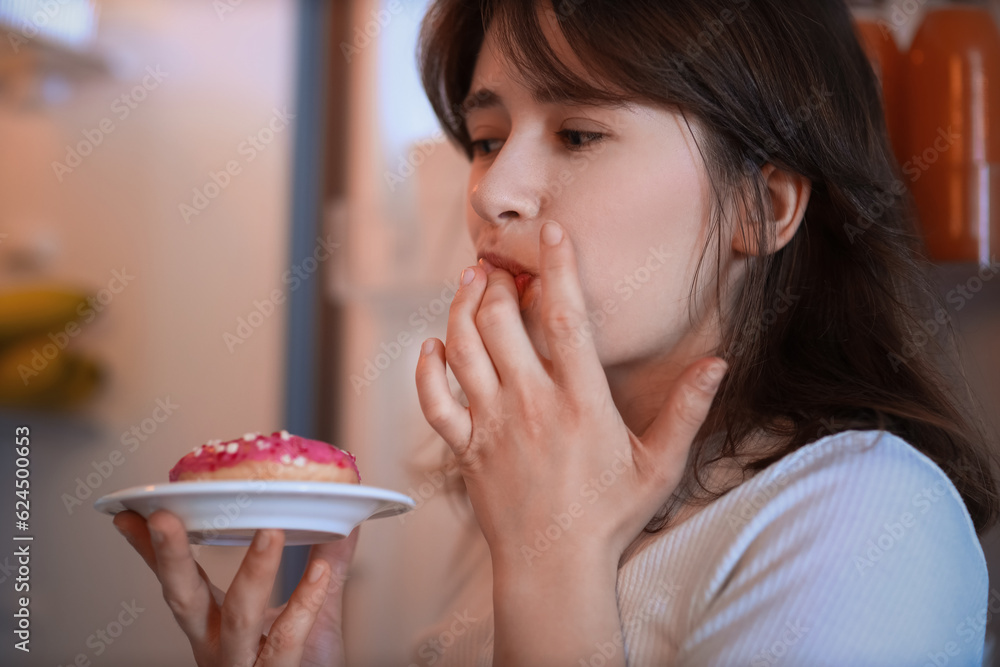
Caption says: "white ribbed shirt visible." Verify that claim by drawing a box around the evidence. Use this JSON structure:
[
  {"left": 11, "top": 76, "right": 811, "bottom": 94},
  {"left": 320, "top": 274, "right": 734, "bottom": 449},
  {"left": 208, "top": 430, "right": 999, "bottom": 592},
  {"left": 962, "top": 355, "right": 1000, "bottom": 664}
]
[{"left": 408, "top": 429, "right": 989, "bottom": 666}]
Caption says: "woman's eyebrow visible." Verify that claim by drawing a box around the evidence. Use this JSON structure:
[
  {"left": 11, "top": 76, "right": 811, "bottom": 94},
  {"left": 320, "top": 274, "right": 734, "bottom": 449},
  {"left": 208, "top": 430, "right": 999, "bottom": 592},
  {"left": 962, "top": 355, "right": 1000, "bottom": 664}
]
[
  {"left": 461, "top": 85, "right": 630, "bottom": 118},
  {"left": 462, "top": 87, "right": 503, "bottom": 115}
]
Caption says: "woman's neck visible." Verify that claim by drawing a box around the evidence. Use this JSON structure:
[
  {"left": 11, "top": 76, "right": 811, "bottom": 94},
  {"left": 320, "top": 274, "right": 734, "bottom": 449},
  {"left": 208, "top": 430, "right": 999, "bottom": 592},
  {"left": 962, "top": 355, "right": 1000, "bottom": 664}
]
[{"left": 604, "top": 331, "right": 721, "bottom": 438}]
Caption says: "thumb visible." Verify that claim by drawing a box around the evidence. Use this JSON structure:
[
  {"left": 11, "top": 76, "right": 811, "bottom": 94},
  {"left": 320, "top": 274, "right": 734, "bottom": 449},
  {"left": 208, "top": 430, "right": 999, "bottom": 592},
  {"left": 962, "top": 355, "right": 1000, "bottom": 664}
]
[{"left": 639, "top": 357, "right": 727, "bottom": 472}]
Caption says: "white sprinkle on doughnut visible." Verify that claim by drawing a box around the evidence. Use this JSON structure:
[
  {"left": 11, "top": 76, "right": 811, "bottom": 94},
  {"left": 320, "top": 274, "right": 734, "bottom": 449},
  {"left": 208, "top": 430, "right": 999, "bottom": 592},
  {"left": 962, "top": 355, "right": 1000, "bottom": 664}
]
[
  {"left": 213, "top": 443, "right": 225, "bottom": 453},
  {"left": 226, "top": 442, "right": 239, "bottom": 454},
  {"left": 292, "top": 455, "right": 306, "bottom": 467},
  {"left": 280, "top": 454, "right": 292, "bottom": 464},
  {"left": 256, "top": 440, "right": 269, "bottom": 450},
  {"left": 280, "top": 430, "right": 291, "bottom": 440},
  {"left": 192, "top": 445, "right": 203, "bottom": 456},
  {"left": 243, "top": 432, "right": 257, "bottom": 441}
]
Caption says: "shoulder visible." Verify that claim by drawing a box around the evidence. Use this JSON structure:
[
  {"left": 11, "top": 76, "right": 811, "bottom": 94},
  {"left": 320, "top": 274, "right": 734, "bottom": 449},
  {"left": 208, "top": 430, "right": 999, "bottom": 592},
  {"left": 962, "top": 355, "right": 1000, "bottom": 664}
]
[
  {"left": 617, "top": 430, "right": 990, "bottom": 665},
  {"left": 720, "top": 428, "right": 986, "bottom": 591},
  {"left": 760, "top": 427, "right": 959, "bottom": 489},
  {"left": 672, "top": 429, "right": 990, "bottom": 665},
  {"left": 725, "top": 428, "right": 978, "bottom": 537}
]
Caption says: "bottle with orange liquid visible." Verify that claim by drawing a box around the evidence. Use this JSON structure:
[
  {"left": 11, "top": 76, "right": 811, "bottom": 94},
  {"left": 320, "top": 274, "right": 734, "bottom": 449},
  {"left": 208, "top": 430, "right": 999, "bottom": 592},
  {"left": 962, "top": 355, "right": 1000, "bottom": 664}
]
[
  {"left": 903, "top": 0, "right": 1000, "bottom": 264},
  {"left": 852, "top": 0, "right": 907, "bottom": 167}
]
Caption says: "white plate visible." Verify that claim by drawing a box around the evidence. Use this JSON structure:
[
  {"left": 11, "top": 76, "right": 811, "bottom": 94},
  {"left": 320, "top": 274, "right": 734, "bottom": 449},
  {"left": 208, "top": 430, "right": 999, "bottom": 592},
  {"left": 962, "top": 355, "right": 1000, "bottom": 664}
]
[{"left": 94, "top": 480, "right": 415, "bottom": 546}]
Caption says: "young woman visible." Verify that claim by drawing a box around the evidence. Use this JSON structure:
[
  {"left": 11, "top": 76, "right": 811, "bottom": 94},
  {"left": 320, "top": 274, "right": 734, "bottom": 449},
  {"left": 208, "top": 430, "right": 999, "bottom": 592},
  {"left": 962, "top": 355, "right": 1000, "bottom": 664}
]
[{"left": 112, "top": 0, "right": 1000, "bottom": 665}]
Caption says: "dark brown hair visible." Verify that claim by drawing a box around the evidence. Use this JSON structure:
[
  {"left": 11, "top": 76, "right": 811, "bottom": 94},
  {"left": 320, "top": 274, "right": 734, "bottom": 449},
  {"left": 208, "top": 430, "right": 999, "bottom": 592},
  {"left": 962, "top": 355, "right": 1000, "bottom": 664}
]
[{"left": 416, "top": 0, "right": 1000, "bottom": 535}]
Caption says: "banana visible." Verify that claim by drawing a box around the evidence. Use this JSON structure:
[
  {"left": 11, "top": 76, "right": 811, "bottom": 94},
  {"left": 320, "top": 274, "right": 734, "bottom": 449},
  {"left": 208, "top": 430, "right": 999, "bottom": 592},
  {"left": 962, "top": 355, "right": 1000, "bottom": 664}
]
[
  {"left": 0, "top": 287, "right": 92, "bottom": 344},
  {"left": 0, "top": 335, "right": 68, "bottom": 401},
  {"left": 0, "top": 337, "right": 103, "bottom": 409},
  {"left": 34, "top": 354, "right": 104, "bottom": 409}
]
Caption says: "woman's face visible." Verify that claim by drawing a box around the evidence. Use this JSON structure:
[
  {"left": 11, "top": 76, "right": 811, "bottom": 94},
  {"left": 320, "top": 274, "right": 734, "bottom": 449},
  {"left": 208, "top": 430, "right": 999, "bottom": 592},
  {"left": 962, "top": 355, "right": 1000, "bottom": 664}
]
[{"left": 463, "top": 17, "right": 724, "bottom": 372}]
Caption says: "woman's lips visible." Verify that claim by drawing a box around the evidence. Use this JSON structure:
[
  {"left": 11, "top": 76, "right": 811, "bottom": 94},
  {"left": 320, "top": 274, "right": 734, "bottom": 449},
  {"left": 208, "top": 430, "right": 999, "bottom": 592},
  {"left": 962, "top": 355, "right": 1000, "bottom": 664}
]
[{"left": 478, "top": 251, "right": 537, "bottom": 304}]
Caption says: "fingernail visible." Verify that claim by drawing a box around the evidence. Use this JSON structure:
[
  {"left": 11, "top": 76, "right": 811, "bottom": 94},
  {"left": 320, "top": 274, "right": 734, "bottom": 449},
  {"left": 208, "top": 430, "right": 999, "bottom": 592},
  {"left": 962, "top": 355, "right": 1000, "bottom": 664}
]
[
  {"left": 696, "top": 361, "right": 728, "bottom": 392},
  {"left": 308, "top": 559, "right": 328, "bottom": 583},
  {"left": 461, "top": 267, "right": 475, "bottom": 286},
  {"left": 149, "top": 527, "right": 165, "bottom": 546},
  {"left": 542, "top": 221, "right": 563, "bottom": 246},
  {"left": 254, "top": 529, "right": 271, "bottom": 553},
  {"left": 421, "top": 339, "right": 435, "bottom": 355},
  {"left": 478, "top": 257, "right": 496, "bottom": 274}
]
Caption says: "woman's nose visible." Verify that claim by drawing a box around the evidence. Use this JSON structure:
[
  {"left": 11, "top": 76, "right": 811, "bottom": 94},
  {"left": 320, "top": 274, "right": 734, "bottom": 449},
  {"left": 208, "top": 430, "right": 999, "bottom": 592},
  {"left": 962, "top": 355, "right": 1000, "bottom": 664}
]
[{"left": 469, "top": 139, "right": 543, "bottom": 225}]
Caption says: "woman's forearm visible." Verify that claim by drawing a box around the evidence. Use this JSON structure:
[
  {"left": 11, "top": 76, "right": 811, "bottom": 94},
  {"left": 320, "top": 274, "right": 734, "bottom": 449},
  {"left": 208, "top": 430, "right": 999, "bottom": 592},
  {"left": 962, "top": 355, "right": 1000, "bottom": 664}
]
[{"left": 491, "top": 548, "right": 626, "bottom": 667}]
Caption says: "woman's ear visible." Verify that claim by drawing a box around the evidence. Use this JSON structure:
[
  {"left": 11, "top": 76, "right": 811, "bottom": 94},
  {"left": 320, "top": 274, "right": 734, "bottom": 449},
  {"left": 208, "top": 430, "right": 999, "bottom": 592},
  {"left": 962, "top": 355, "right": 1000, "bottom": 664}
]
[{"left": 731, "top": 164, "right": 811, "bottom": 256}]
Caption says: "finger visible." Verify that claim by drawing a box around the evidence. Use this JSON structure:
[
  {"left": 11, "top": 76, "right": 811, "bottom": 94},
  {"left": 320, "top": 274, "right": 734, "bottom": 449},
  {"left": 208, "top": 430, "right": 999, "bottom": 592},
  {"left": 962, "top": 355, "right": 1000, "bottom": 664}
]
[
  {"left": 475, "top": 261, "right": 546, "bottom": 388},
  {"left": 113, "top": 510, "right": 160, "bottom": 574},
  {"left": 256, "top": 559, "right": 332, "bottom": 667},
  {"left": 219, "top": 529, "right": 286, "bottom": 667},
  {"left": 537, "top": 221, "right": 607, "bottom": 390},
  {"left": 640, "top": 357, "right": 728, "bottom": 479},
  {"left": 146, "top": 509, "right": 219, "bottom": 645},
  {"left": 416, "top": 337, "right": 473, "bottom": 453},
  {"left": 443, "top": 264, "right": 499, "bottom": 405},
  {"left": 114, "top": 511, "right": 226, "bottom": 607}
]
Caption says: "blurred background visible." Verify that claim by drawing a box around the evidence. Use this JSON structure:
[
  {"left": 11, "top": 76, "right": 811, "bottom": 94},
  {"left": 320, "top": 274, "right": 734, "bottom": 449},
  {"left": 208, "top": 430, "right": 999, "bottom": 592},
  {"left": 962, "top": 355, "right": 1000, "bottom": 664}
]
[{"left": 0, "top": 0, "right": 996, "bottom": 665}]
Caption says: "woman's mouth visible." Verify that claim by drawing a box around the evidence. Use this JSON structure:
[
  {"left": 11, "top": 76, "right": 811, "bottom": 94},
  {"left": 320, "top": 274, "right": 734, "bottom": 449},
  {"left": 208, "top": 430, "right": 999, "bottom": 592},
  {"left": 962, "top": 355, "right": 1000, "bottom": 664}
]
[{"left": 478, "top": 251, "right": 538, "bottom": 306}]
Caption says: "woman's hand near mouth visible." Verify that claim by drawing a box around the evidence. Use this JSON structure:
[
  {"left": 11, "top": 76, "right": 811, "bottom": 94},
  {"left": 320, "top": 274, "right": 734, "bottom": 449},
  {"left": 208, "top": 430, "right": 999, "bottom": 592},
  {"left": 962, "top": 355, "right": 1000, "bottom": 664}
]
[
  {"left": 476, "top": 251, "right": 537, "bottom": 305},
  {"left": 415, "top": 220, "right": 727, "bottom": 667}
]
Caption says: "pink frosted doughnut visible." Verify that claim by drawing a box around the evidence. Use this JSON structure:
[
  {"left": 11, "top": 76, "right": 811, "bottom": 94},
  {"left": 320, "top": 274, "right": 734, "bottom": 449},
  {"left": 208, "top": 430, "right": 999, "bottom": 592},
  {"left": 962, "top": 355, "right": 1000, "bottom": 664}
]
[{"left": 169, "top": 430, "right": 360, "bottom": 483}]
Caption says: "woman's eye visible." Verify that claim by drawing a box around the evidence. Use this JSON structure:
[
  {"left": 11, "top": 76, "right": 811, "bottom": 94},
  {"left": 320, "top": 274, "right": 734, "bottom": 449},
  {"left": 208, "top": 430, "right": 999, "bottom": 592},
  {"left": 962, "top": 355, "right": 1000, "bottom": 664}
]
[
  {"left": 470, "top": 138, "right": 503, "bottom": 157},
  {"left": 558, "top": 129, "right": 604, "bottom": 150}
]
